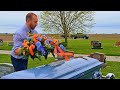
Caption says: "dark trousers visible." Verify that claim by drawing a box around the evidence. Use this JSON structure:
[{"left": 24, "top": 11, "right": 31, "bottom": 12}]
[{"left": 11, "top": 55, "right": 28, "bottom": 71}]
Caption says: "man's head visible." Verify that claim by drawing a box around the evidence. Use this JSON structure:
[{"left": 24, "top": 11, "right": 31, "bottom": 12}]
[{"left": 26, "top": 12, "right": 38, "bottom": 30}]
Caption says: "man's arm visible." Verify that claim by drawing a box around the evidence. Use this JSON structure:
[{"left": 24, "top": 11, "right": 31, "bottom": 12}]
[
  {"left": 13, "top": 33, "right": 23, "bottom": 55},
  {"left": 14, "top": 30, "right": 38, "bottom": 55},
  {"left": 14, "top": 48, "right": 21, "bottom": 55}
]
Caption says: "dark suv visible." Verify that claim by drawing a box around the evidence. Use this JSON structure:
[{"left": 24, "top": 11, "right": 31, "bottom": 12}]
[
  {"left": 61, "top": 33, "right": 89, "bottom": 39},
  {"left": 70, "top": 33, "right": 89, "bottom": 39}
]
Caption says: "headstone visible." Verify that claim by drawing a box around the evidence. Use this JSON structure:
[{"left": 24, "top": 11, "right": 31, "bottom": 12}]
[
  {"left": 91, "top": 41, "right": 103, "bottom": 49},
  {"left": 0, "top": 39, "right": 3, "bottom": 46},
  {"left": 88, "top": 52, "right": 106, "bottom": 63},
  {"left": 0, "top": 63, "right": 14, "bottom": 78},
  {"left": 0, "top": 42, "right": 3, "bottom": 46},
  {"left": 8, "top": 42, "right": 14, "bottom": 46},
  {"left": 115, "top": 41, "right": 120, "bottom": 47}
]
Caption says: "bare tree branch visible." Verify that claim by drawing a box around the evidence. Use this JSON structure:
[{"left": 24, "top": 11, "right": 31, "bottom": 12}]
[{"left": 39, "top": 11, "right": 95, "bottom": 43}]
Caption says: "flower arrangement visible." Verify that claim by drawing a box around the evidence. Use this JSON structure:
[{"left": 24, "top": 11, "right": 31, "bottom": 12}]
[{"left": 18, "top": 32, "right": 74, "bottom": 61}]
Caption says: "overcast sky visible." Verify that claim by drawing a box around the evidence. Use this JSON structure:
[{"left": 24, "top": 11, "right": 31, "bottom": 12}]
[
  {"left": 0, "top": 11, "right": 120, "bottom": 34},
  {"left": 0, "top": 11, "right": 40, "bottom": 25},
  {"left": 94, "top": 11, "right": 120, "bottom": 26}
]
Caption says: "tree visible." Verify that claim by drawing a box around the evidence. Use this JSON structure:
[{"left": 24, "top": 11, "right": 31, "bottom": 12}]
[{"left": 39, "top": 11, "right": 95, "bottom": 46}]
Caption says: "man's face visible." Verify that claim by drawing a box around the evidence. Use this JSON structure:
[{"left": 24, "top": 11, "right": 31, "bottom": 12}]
[{"left": 30, "top": 15, "right": 38, "bottom": 30}]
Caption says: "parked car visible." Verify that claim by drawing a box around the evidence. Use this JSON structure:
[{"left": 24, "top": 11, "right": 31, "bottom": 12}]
[
  {"left": 61, "top": 33, "right": 89, "bottom": 39},
  {"left": 70, "top": 33, "right": 89, "bottom": 39}
]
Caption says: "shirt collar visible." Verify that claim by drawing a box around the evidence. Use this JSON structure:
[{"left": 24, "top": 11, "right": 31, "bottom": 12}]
[{"left": 24, "top": 24, "right": 32, "bottom": 33}]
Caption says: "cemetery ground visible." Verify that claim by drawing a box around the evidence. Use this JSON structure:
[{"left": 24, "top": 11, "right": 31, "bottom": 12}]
[
  {"left": 1, "top": 38, "right": 120, "bottom": 56},
  {"left": 1, "top": 34, "right": 120, "bottom": 78}
]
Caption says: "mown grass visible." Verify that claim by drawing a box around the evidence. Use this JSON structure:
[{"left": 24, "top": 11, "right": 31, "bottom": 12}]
[
  {"left": 0, "top": 54, "right": 54, "bottom": 69},
  {"left": 60, "top": 39, "right": 120, "bottom": 56},
  {"left": 101, "top": 61, "right": 120, "bottom": 79},
  {"left": 1, "top": 39, "right": 120, "bottom": 56},
  {"left": 0, "top": 42, "right": 12, "bottom": 50},
  {"left": 0, "top": 54, "right": 120, "bottom": 79},
  {"left": 1, "top": 34, "right": 120, "bottom": 56}
]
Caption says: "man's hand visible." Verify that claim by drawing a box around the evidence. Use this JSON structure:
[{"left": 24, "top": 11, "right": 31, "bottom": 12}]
[{"left": 14, "top": 48, "right": 22, "bottom": 55}]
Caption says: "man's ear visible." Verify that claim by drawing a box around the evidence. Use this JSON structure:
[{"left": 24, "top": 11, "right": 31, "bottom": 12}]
[{"left": 27, "top": 18, "right": 31, "bottom": 23}]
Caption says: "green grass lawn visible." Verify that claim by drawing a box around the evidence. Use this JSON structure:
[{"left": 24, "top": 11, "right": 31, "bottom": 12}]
[
  {"left": 0, "top": 54, "right": 55, "bottom": 69},
  {"left": 60, "top": 39, "right": 120, "bottom": 56},
  {"left": 1, "top": 39, "right": 120, "bottom": 56},
  {"left": 0, "top": 54, "right": 120, "bottom": 79},
  {"left": 0, "top": 42, "right": 12, "bottom": 50},
  {"left": 101, "top": 61, "right": 120, "bottom": 79}
]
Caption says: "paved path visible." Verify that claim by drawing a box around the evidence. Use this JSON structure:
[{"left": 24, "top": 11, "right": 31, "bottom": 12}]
[
  {"left": 0, "top": 50, "right": 11, "bottom": 54},
  {"left": 0, "top": 50, "right": 120, "bottom": 62}
]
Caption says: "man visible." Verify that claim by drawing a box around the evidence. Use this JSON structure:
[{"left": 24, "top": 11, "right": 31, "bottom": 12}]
[{"left": 11, "top": 12, "right": 38, "bottom": 71}]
